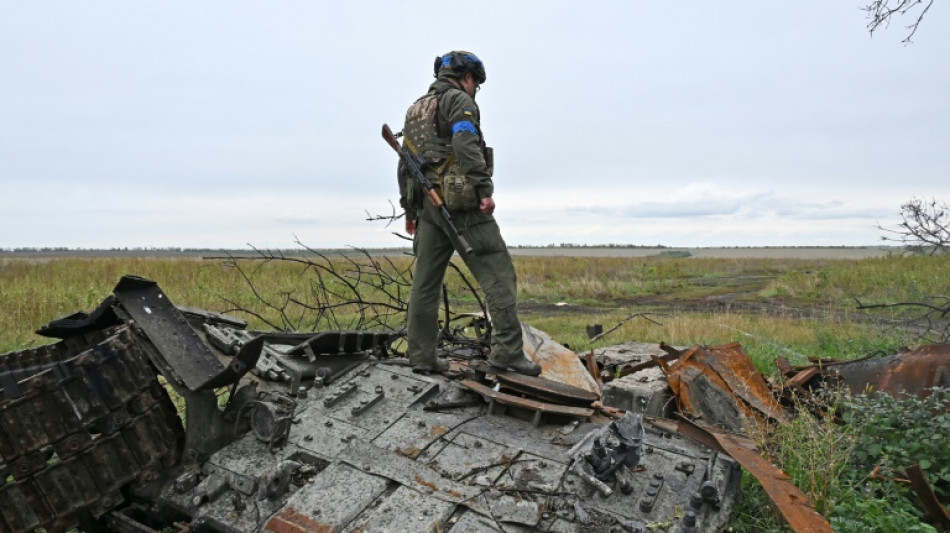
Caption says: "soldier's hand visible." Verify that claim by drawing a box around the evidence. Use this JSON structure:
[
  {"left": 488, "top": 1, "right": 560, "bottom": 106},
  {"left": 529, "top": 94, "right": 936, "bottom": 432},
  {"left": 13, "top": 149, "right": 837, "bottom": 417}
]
[
  {"left": 480, "top": 197, "right": 495, "bottom": 215},
  {"left": 406, "top": 219, "right": 417, "bottom": 236}
]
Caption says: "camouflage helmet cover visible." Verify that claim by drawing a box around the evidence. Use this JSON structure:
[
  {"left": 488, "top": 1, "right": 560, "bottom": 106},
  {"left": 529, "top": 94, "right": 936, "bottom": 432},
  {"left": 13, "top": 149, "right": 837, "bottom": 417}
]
[{"left": 433, "top": 51, "right": 486, "bottom": 85}]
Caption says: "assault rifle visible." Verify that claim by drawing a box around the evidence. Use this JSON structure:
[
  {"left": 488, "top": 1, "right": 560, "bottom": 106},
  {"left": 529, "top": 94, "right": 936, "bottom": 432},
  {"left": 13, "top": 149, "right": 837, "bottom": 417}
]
[{"left": 381, "top": 123, "right": 474, "bottom": 255}]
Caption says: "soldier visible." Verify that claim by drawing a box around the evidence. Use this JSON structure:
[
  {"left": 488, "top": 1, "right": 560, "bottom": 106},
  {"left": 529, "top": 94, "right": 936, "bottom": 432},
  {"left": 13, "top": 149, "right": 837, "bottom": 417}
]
[{"left": 397, "top": 50, "right": 541, "bottom": 377}]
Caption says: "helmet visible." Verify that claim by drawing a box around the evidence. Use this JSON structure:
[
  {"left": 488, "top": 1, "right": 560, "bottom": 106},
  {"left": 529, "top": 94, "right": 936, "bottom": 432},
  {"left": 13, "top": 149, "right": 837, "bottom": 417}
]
[{"left": 433, "top": 51, "right": 486, "bottom": 85}]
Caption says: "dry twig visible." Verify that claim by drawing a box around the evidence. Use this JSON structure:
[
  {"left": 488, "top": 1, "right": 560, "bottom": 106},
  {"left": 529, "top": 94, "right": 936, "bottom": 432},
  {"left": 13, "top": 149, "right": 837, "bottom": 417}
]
[{"left": 863, "top": 0, "right": 935, "bottom": 43}]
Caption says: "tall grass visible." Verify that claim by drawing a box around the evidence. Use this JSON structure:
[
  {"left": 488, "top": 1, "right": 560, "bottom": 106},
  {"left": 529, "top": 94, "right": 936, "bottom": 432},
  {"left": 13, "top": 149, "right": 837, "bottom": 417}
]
[
  {"left": 514, "top": 256, "right": 691, "bottom": 300},
  {"left": 1, "top": 254, "right": 935, "bottom": 354},
  {"left": 526, "top": 308, "right": 907, "bottom": 375},
  {"left": 0, "top": 257, "right": 314, "bottom": 351},
  {"left": 761, "top": 255, "right": 950, "bottom": 305}
]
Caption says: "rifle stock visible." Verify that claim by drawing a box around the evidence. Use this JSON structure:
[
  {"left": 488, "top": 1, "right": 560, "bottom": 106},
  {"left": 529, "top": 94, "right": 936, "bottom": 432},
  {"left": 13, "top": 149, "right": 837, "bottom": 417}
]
[{"left": 381, "top": 123, "right": 474, "bottom": 255}]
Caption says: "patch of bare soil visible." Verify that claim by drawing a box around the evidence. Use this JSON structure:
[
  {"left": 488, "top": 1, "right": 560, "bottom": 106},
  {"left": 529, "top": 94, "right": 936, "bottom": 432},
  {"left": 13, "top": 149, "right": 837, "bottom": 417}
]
[
  {"left": 520, "top": 294, "right": 820, "bottom": 320},
  {"left": 518, "top": 271, "right": 850, "bottom": 324}
]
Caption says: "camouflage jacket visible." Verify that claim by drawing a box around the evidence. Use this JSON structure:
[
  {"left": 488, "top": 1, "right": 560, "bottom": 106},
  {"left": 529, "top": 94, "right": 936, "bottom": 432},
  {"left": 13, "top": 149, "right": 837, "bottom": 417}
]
[{"left": 398, "top": 78, "right": 493, "bottom": 222}]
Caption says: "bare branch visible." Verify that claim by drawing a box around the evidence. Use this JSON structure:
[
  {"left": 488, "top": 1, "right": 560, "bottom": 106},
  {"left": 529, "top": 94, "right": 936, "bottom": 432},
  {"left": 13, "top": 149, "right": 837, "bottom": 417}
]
[
  {"left": 878, "top": 197, "right": 950, "bottom": 255},
  {"left": 365, "top": 200, "right": 403, "bottom": 227},
  {"left": 863, "top": 0, "right": 935, "bottom": 43},
  {"left": 213, "top": 241, "right": 493, "bottom": 358},
  {"left": 855, "top": 296, "right": 950, "bottom": 343},
  {"left": 586, "top": 312, "right": 666, "bottom": 346}
]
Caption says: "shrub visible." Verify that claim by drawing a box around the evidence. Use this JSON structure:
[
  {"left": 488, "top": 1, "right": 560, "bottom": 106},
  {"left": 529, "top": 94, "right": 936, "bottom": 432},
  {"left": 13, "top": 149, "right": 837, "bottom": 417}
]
[{"left": 842, "top": 388, "right": 950, "bottom": 497}]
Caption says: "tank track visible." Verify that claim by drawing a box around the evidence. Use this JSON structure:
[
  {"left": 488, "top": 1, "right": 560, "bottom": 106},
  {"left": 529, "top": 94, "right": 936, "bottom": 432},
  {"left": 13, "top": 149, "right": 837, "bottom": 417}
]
[{"left": 0, "top": 326, "right": 184, "bottom": 533}]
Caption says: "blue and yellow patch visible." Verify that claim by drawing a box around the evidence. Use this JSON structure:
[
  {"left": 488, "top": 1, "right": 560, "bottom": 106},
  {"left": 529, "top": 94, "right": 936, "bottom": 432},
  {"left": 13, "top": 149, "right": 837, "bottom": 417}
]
[{"left": 451, "top": 120, "right": 477, "bottom": 135}]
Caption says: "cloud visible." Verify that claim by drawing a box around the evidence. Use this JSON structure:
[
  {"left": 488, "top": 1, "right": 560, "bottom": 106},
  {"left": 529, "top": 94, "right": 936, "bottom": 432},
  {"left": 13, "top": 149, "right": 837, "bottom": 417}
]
[
  {"left": 2, "top": 2, "right": 948, "bottom": 249},
  {"left": 548, "top": 182, "right": 893, "bottom": 223}
]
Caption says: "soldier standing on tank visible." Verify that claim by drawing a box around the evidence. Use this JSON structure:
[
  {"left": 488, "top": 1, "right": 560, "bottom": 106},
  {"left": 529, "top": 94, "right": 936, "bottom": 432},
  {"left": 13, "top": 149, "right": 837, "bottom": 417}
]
[{"left": 396, "top": 51, "right": 541, "bottom": 377}]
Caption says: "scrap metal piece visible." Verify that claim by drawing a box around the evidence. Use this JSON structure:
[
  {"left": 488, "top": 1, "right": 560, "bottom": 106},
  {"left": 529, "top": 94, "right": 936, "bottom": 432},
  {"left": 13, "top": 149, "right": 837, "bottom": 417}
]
[
  {"left": 585, "top": 350, "right": 602, "bottom": 384},
  {"left": 112, "top": 276, "right": 261, "bottom": 391},
  {"left": 782, "top": 366, "right": 820, "bottom": 397},
  {"left": 521, "top": 324, "right": 600, "bottom": 396},
  {"left": 35, "top": 295, "right": 122, "bottom": 339},
  {"left": 571, "top": 458, "right": 613, "bottom": 497},
  {"left": 775, "top": 356, "right": 795, "bottom": 377},
  {"left": 209, "top": 326, "right": 389, "bottom": 385},
  {"left": 337, "top": 440, "right": 505, "bottom": 521},
  {"left": 817, "top": 343, "right": 950, "bottom": 397},
  {"left": 646, "top": 416, "right": 833, "bottom": 533},
  {"left": 178, "top": 305, "right": 248, "bottom": 330},
  {"left": 278, "top": 330, "right": 387, "bottom": 381},
  {"left": 905, "top": 464, "right": 950, "bottom": 529},
  {"left": 471, "top": 359, "right": 600, "bottom": 406},
  {"left": 614, "top": 342, "right": 681, "bottom": 379},
  {"left": 660, "top": 343, "right": 787, "bottom": 431},
  {"left": 460, "top": 379, "right": 594, "bottom": 425}
]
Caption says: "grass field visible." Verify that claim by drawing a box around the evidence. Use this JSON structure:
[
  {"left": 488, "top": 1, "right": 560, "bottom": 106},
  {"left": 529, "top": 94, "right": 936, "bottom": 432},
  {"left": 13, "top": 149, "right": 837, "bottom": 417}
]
[
  {"left": 3, "top": 250, "right": 943, "bottom": 360},
  {"left": 1, "top": 250, "right": 945, "bottom": 378},
  {"left": 1, "top": 249, "right": 947, "bottom": 532}
]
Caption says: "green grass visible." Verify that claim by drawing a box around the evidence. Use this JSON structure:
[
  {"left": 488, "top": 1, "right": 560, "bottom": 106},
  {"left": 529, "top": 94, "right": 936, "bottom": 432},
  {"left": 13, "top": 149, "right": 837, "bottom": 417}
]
[{"left": 761, "top": 255, "right": 950, "bottom": 305}]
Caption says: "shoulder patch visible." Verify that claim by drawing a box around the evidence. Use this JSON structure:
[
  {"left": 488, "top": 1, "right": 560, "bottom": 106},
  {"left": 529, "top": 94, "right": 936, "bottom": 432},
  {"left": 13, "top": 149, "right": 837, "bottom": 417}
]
[
  {"left": 451, "top": 120, "right": 478, "bottom": 136},
  {"left": 463, "top": 108, "right": 474, "bottom": 117}
]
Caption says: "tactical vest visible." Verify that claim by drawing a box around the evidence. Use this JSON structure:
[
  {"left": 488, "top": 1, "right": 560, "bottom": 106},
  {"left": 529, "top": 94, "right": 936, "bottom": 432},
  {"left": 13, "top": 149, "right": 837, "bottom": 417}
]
[{"left": 402, "top": 89, "right": 454, "bottom": 171}]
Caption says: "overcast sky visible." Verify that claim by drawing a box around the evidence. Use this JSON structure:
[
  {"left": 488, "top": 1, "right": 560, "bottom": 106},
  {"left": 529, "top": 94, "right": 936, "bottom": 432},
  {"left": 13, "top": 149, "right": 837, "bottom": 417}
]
[{"left": 1, "top": 1, "right": 947, "bottom": 249}]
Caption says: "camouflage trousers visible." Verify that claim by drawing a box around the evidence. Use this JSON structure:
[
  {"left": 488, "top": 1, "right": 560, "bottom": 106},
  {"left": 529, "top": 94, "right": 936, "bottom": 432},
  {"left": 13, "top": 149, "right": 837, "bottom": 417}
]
[{"left": 407, "top": 202, "right": 523, "bottom": 366}]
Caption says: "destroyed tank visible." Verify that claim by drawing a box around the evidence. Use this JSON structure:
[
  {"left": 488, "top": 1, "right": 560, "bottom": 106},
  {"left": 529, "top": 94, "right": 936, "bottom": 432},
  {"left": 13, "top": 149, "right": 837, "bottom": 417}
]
[{"left": 0, "top": 276, "right": 740, "bottom": 532}]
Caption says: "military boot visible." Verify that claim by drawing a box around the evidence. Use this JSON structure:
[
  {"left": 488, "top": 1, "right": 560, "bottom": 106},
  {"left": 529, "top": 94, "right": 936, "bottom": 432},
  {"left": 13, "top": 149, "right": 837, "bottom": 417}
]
[
  {"left": 489, "top": 356, "right": 542, "bottom": 377},
  {"left": 412, "top": 357, "right": 451, "bottom": 375}
]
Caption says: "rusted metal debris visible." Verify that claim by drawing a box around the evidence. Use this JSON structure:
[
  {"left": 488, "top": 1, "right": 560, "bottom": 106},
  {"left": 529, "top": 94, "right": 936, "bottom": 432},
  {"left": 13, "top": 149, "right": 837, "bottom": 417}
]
[
  {"left": 779, "top": 343, "right": 950, "bottom": 397},
  {"left": 905, "top": 463, "right": 950, "bottom": 529},
  {"left": 657, "top": 343, "right": 788, "bottom": 432},
  {"left": 610, "top": 341, "right": 681, "bottom": 382},
  {"left": 521, "top": 323, "right": 600, "bottom": 396},
  {"left": 607, "top": 340, "right": 950, "bottom": 532}
]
